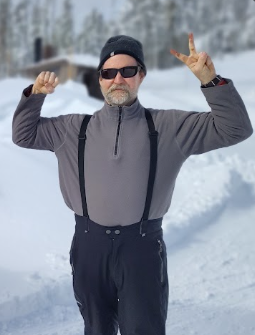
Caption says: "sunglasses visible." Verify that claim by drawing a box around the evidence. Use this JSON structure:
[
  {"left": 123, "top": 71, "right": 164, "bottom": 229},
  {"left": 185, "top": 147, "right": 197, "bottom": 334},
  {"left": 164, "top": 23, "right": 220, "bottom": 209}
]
[{"left": 99, "top": 66, "right": 141, "bottom": 80}]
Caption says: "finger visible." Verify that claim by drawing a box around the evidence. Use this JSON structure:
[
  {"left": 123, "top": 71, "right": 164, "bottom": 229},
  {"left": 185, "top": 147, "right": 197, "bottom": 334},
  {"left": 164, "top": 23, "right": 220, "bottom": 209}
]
[
  {"left": 206, "top": 55, "right": 216, "bottom": 73},
  {"left": 52, "top": 76, "right": 59, "bottom": 88},
  {"left": 189, "top": 32, "right": 197, "bottom": 56},
  {"left": 38, "top": 71, "right": 46, "bottom": 85},
  {"left": 44, "top": 71, "right": 51, "bottom": 83},
  {"left": 48, "top": 72, "right": 57, "bottom": 85},
  {"left": 170, "top": 49, "right": 189, "bottom": 64}
]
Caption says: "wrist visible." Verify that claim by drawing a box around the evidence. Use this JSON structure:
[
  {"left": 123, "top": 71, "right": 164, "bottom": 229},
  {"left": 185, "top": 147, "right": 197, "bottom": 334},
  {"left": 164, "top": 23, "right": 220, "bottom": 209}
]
[
  {"left": 201, "top": 75, "right": 226, "bottom": 88},
  {"left": 31, "top": 85, "right": 42, "bottom": 94},
  {"left": 32, "top": 85, "right": 41, "bottom": 94}
]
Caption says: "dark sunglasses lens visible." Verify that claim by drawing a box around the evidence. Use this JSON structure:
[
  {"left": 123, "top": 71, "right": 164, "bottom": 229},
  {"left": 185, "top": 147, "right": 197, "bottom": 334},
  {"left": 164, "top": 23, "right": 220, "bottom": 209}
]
[
  {"left": 101, "top": 69, "right": 118, "bottom": 79},
  {"left": 120, "top": 67, "right": 138, "bottom": 78},
  {"left": 101, "top": 66, "right": 139, "bottom": 79}
]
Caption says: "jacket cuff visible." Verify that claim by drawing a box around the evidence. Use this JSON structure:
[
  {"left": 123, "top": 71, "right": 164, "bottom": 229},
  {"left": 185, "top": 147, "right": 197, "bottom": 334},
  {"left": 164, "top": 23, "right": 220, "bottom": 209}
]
[{"left": 23, "top": 84, "right": 34, "bottom": 97}]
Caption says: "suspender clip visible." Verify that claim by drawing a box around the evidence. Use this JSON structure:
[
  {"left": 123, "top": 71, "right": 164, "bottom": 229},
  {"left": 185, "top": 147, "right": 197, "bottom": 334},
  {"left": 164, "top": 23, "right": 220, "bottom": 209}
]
[
  {"left": 84, "top": 215, "right": 90, "bottom": 233},
  {"left": 140, "top": 219, "right": 146, "bottom": 237}
]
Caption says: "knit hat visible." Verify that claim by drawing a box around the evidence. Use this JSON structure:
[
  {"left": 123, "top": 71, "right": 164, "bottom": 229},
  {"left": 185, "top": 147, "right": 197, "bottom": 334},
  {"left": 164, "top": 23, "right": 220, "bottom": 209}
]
[{"left": 97, "top": 35, "right": 147, "bottom": 74}]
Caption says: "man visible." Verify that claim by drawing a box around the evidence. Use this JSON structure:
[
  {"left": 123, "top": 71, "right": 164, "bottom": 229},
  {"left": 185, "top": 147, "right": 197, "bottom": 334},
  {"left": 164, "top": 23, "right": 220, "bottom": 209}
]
[{"left": 12, "top": 34, "right": 253, "bottom": 335}]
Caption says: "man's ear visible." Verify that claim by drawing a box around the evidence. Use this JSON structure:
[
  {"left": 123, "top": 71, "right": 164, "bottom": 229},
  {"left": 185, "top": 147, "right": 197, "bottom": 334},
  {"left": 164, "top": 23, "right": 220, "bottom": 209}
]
[{"left": 139, "top": 71, "right": 146, "bottom": 83}]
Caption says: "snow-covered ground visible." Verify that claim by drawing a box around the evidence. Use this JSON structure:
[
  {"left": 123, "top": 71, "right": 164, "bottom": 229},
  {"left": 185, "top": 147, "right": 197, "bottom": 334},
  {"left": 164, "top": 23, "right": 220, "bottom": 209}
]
[{"left": 0, "top": 50, "right": 254, "bottom": 335}]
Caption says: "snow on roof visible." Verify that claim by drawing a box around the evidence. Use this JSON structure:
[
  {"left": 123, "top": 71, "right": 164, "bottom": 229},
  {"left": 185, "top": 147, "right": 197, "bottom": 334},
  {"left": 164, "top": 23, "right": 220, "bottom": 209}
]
[
  {"left": 70, "top": 54, "right": 99, "bottom": 67},
  {"left": 25, "top": 53, "right": 99, "bottom": 69}
]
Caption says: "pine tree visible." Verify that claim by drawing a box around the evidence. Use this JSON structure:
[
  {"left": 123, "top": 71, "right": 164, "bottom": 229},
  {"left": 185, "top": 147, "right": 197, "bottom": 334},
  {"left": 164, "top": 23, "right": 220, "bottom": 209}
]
[
  {"left": 57, "top": 0, "right": 74, "bottom": 55},
  {"left": 0, "top": 0, "right": 12, "bottom": 77},
  {"left": 11, "top": 0, "right": 31, "bottom": 72},
  {"left": 76, "top": 9, "right": 108, "bottom": 56},
  {"left": 117, "top": 0, "right": 165, "bottom": 69},
  {"left": 240, "top": 0, "right": 255, "bottom": 50},
  {"left": 161, "top": 0, "right": 183, "bottom": 68},
  {"left": 31, "top": 2, "right": 42, "bottom": 39}
]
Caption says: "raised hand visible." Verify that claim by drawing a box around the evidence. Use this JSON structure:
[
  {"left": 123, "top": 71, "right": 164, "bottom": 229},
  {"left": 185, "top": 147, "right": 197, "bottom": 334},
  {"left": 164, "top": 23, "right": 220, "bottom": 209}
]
[
  {"left": 170, "top": 33, "right": 216, "bottom": 85},
  {"left": 32, "top": 71, "right": 59, "bottom": 94}
]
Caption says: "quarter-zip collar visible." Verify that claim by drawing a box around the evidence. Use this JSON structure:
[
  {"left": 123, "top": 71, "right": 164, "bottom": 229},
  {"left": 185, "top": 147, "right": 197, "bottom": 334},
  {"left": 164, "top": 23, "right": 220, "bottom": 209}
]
[{"left": 101, "top": 98, "right": 143, "bottom": 121}]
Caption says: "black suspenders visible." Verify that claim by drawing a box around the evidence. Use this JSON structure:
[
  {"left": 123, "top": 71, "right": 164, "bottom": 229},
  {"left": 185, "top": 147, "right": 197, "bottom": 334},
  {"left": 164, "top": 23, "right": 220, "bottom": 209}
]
[
  {"left": 78, "top": 114, "right": 92, "bottom": 218},
  {"left": 78, "top": 108, "right": 158, "bottom": 224}
]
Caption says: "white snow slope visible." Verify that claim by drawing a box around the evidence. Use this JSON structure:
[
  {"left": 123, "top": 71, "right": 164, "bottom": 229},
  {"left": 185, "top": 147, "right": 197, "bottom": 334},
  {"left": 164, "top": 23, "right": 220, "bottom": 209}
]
[{"left": 0, "top": 50, "right": 255, "bottom": 335}]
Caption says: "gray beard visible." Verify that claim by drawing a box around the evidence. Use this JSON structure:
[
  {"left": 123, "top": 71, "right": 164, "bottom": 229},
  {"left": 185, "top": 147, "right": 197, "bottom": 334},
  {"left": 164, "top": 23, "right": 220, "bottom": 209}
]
[{"left": 104, "top": 84, "right": 135, "bottom": 106}]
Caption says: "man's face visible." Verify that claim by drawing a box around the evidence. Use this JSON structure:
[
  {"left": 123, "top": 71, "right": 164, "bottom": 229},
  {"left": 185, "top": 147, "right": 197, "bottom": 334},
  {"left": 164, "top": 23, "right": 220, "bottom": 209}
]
[{"left": 99, "top": 54, "right": 145, "bottom": 106}]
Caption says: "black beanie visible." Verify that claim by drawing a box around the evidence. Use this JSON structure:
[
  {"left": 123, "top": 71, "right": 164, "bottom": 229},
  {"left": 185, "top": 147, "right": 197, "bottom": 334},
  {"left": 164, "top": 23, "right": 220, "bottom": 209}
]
[{"left": 97, "top": 35, "right": 147, "bottom": 74}]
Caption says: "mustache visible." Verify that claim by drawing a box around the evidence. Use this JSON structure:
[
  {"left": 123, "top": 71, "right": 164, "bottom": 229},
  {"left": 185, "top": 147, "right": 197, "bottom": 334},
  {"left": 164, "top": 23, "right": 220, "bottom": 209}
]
[{"left": 108, "top": 84, "right": 129, "bottom": 93}]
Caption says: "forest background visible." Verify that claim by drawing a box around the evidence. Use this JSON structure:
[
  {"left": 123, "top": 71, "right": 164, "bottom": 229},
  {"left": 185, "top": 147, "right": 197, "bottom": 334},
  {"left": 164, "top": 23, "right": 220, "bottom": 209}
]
[{"left": 1, "top": 0, "right": 255, "bottom": 79}]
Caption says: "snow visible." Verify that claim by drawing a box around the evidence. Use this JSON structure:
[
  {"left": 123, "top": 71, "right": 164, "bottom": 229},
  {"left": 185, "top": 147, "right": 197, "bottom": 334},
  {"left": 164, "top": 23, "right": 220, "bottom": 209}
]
[{"left": 0, "top": 50, "right": 255, "bottom": 335}]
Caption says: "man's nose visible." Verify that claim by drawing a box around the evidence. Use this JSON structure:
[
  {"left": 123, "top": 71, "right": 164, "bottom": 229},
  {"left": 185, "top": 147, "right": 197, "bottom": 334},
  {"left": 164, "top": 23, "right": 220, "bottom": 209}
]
[{"left": 113, "top": 71, "right": 125, "bottom": 84}]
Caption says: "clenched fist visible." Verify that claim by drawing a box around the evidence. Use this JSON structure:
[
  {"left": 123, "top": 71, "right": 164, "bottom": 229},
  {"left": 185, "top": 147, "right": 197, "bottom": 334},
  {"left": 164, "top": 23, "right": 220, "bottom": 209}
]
[{"left": 32, "top": 71, "right": 59, "bottom": 94}]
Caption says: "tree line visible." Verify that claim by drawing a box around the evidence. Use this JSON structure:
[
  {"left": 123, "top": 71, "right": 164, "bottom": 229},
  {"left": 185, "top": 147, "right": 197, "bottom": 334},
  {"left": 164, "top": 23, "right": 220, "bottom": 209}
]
[{"left": 0, "top": 0, "right": 254, "bottom": 79}]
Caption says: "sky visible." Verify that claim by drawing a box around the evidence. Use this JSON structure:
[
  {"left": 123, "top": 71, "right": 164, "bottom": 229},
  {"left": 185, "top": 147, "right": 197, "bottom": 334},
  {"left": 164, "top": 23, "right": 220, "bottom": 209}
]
[{"left": 0, "top": 49, "right": 255, "bottom": 334}]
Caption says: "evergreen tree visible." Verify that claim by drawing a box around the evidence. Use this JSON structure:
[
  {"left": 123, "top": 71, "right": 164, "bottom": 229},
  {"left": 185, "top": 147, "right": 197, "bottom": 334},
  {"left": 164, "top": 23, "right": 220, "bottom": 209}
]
[
  {"left": 41, "top": 0, "right": 58, "bottom": 58},
  {"left": 117, "top": 0, "right": 165, "bottom": 69},
  {"left": 12, "top": 0, "right": 30, "bottom": 71},
  {"left": 0, "top": 0, "right": 12, "bottom": 77},
  {"left": 240, "top": 0, "right": 255, "bottom": 50},
  {"left": 57, "top": 0, "right": 74, "bottom": 55},
  {"left": 77, "top": 9, "right": 108, "bottom": 56},
  {"left": 160, "top": 0, "right": 186, "bottom": 68},
  {"left": 30, "top": 1, "right": 43, "bottom": 62},
  {"left": 42, "top": 0, "right": 52, "bottom": 46},
  {"left": 31, "top": 2, "right": 42, "bottom": 39}
]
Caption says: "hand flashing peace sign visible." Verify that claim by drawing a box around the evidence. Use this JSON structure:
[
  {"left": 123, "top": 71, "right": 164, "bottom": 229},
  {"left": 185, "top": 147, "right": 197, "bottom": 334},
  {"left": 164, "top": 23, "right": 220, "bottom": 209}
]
[{"left": 170, "top": 33, "right": 216, "bottom": 85}]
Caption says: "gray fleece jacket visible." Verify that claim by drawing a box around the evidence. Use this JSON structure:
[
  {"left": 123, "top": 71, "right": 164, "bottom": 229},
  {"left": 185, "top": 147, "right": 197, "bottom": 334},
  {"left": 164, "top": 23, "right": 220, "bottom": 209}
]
[{"left": 12, "top": 80, "right": 253, "bottom": 226}]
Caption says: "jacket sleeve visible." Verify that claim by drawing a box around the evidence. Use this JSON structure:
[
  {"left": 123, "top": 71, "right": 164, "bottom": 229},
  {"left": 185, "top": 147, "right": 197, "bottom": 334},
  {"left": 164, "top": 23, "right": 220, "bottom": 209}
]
[
  {"left": 12, "top": 86, "right": 70, "bottom": 152},
  {"left": 174, "top": 79, "right": 253, "bottom": 158}
]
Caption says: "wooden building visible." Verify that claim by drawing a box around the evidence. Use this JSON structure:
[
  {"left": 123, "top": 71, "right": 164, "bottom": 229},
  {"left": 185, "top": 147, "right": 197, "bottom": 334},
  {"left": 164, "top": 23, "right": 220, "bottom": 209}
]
[{"left": 22, "top": 54, "right": 104, "bottom": 100}]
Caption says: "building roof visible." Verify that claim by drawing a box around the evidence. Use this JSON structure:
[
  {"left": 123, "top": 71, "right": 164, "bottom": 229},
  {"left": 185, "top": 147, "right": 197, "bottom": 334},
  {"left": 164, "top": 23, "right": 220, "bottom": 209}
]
[{"left": 25, "top": 54, "right": 99, "bottom": 70}]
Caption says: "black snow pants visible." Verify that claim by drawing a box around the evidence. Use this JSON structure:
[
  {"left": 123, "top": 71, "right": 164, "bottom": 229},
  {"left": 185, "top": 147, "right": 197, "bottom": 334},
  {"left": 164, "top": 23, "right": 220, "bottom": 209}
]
[{"left": 70, "top": 214, "right": 169, "bottom": 335}]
